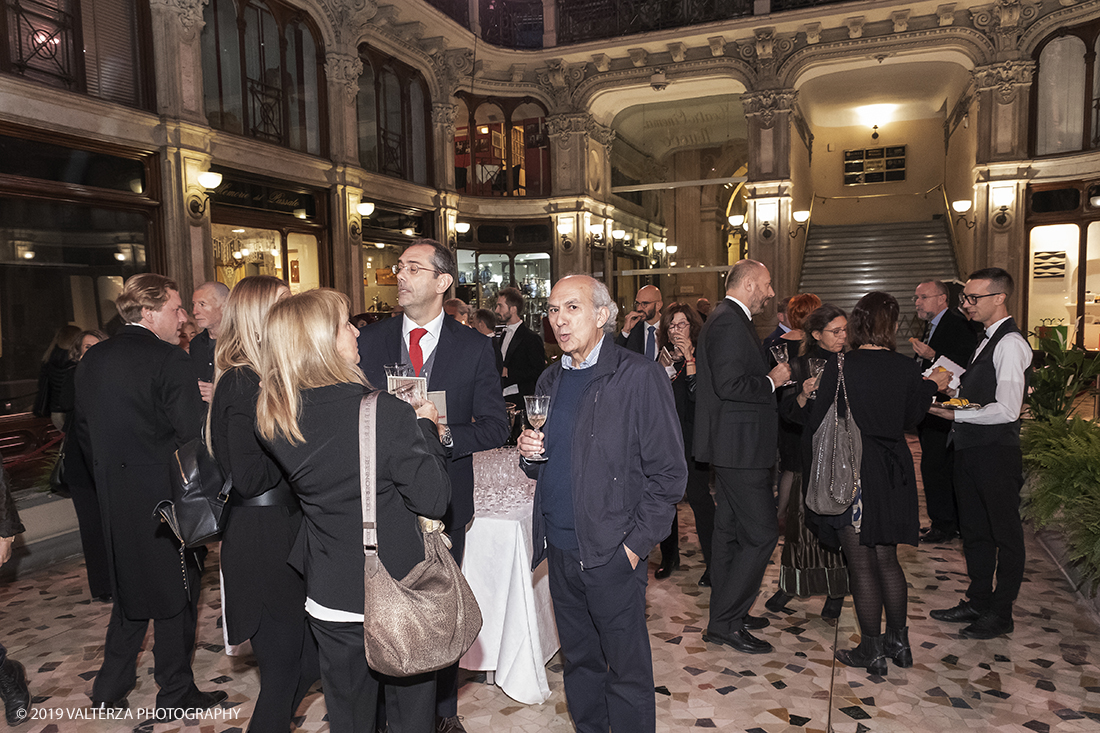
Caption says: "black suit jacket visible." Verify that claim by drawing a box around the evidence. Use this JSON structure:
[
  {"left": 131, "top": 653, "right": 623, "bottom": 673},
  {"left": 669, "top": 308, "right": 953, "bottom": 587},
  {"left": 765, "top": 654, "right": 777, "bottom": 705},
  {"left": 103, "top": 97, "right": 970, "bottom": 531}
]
[
  {"left": 918, "top": 308, "right": 981, "bottom": 372},
  {"left": 494, "top": 322, "right": 545, "bottom": 398},
  {"left": 614, "top": 319, "right": 657, "bottom": 356},
  {"left": 189, "top": 329, "right": 215, "bottom": 382},
  {"left": 67, "top": 324, "right": 204, "bottom": 619},
  {"left": 357, "top": 314, "right": 509, "bottom": 528},
  {"left": 263, "top": 384, "right": 450, "bottom": 614},
  {"left": 693, "top": 298, "right": 778, "bottom": 469}
]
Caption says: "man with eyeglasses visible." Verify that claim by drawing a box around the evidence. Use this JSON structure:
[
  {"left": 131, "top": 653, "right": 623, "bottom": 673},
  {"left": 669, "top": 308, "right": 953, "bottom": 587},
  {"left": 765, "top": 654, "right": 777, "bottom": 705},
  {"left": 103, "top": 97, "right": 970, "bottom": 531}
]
[
  {"left": 617, "top": 285, "right": 663, "bottom": 359},
  {"left": 927, "top": 267, "right": 1031, "bottom": 640},
  {"left": 911, "top": 280, "right": 980, "bottom": 545},
  {"left": 356, "top": 240, "right": 509, "bottom": 732}
]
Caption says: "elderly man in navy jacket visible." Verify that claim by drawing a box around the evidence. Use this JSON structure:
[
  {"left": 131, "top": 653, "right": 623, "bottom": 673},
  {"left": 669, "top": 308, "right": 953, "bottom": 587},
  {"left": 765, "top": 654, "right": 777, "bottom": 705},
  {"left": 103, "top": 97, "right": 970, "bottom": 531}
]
[{"left": 518, "top": 275, "right": 686, "bottom": 733}]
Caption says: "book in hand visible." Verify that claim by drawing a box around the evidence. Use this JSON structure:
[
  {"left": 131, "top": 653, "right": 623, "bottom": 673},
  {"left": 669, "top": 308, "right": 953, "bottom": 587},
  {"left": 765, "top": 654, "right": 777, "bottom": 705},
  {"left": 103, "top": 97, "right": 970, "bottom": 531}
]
[{"left": 388, "top": 375, "right": 428, "bottom": 406}]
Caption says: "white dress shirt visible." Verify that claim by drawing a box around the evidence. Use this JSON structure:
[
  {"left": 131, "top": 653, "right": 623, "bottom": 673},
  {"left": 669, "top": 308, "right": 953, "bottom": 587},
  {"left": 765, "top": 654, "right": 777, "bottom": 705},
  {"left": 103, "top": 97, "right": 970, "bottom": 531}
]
[
  {"left": 953, "top": 315, "right": 1031, "bottom": 426},
  {"left": 402, "top": 309, "right": 446, "bottom": 364}
]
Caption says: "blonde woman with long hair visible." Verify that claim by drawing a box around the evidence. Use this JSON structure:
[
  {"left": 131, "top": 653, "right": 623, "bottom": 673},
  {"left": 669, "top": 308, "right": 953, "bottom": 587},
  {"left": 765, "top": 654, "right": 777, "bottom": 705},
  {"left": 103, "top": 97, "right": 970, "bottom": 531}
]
[
  {"left": 208, "top": 275, "right": 317, "bottom": 732},
  {"left": 256, "top": 288, "right": 450, "bottom": 733}
]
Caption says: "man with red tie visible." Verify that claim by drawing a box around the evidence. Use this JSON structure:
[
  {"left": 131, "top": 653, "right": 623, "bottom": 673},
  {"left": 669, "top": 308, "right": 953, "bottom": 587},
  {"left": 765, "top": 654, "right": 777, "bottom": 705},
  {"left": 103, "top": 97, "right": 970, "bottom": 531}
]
[{"left": 356, "top": 239, "right": 509, "bottom": 732}]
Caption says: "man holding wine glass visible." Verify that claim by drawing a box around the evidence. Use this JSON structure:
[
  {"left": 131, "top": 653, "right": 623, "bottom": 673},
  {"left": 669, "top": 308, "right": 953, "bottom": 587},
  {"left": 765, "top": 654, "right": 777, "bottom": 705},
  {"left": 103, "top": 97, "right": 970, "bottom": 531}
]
[{"left": 518, "top": 274, "right": 686, "bottom": 733}]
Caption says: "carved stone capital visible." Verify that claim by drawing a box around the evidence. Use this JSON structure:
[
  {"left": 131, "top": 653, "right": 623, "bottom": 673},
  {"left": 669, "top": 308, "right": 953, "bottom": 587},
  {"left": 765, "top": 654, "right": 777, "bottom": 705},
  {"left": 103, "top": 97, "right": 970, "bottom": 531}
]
[
  {"left": 971, "top": 0, "right": 1040, "bottom": 52},
  {"left": 431, "top": 48, "right": 474, "bottom": 97},
  {"left": 973, "top": 59, "right": 1036, "bottom": 104},
  {"left": 546, "top": 113, "right": 594, "bottom": 148},
  {"left": 319, "top": 0, "right": 379, "bottom": 45},
  {"left": 737, "top": 28, "right": 795, "bottom": 83},
  {"left": 741, "top": 89, "right": 797, "bottom": 130},
  {"left": 587, "top": 118, "right": 616, "bottom": 154},
  {"left": 149, "top": 0, "right": 207, "bottom": 36},
  {"left": 432, "top": 103, "right": 457, "bottom": 143},
  {"left": 326, "top": 53, "right": 363, "bottom": 105},
  {"left": 536, "top": 60, "right": 586, "bottom": 112}
]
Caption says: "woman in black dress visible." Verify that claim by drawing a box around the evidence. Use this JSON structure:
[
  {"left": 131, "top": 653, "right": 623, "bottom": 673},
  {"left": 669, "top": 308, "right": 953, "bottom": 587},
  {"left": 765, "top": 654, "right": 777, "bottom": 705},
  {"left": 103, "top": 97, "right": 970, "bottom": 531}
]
[
  {"left": 209, "top": 275, "right": 317, "bottom": 732},
  {"left": 770, "top": 304, "right": 849, "bottom": 619},
  {"left": 793, "top": 292, "right": 949, "bottom": 674},
  {"left": 257, "top": 289, "right": 450, "bottom": 733},
  {"left": 652, "top": 302, "right": 715, "bottom": 586}
]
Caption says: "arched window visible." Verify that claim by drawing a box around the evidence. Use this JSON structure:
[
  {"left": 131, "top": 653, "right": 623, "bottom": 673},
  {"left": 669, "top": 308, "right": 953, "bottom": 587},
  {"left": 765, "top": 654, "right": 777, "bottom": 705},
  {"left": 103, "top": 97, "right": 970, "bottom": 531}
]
[
  {"left": 454, "top": 93, "right": 550, "bottom": 197},
  {"left": 356, "top": 45, "right": 432, "bottom": 187},
  {"left": 1032, "top": 19, "right": 1100, "bottom": 157},
  {"left": 201, "top": 0, "right": 327, "bottom": 156}
]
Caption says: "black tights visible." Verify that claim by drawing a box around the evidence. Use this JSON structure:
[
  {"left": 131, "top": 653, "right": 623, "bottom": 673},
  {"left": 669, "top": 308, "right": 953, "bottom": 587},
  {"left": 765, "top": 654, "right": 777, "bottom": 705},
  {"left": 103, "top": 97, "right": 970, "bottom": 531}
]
[{"left": 838, "top": 526, "right": 908, "bottom": 636}]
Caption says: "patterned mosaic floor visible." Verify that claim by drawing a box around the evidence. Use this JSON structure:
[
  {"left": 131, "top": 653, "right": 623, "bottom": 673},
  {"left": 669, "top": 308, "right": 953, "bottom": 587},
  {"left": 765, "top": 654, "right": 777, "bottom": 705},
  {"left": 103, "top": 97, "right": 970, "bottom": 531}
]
[{"left": 3, "top": 437, "right": 1099, "bottom": 732}]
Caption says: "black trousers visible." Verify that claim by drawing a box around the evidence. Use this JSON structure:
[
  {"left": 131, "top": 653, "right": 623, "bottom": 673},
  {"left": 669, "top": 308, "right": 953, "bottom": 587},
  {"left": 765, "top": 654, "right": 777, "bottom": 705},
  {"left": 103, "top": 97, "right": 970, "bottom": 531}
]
[
  {"left": 918, "top": 422, "right": 958, "bottom": 534},
  {"left": 434, "top": 522, "right": 466, "bottom": 719},
  {"left": 709, "top": 466, "right": 777, "bottom": 634},
  {"left": 311, "top": 618, "right": 435, "bottom": 733},
  {"left": 548, "top": 543, "right": 654, "bottom": 733},
  {"left": 68, "top": 481, "right": 111, "bottom": 598},
  {"left": 954, "top": 445, "right": 1025, "bottom": 619},
  {"left": 91, "top": 591, "right": 199, "bottom": 708},
  {"left": 659, "top": 459, "right": 715, "bottom": 566},
  {"left": 248, "top": 608, "right": 319, "bottom": 733}
]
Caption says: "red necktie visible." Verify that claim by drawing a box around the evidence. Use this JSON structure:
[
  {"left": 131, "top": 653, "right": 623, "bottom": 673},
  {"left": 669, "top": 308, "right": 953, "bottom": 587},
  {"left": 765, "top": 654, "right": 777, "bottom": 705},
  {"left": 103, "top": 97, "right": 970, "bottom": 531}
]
[{"left": 410, "top": 328, "right": 427, "bottom": 376}]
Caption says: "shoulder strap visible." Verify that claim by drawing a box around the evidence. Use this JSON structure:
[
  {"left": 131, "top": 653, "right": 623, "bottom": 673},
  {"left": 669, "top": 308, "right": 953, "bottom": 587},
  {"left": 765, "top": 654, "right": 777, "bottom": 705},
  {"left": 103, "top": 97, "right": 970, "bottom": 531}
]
[{"left": 359, "top": 391, "right": 381, "bottom": 566}]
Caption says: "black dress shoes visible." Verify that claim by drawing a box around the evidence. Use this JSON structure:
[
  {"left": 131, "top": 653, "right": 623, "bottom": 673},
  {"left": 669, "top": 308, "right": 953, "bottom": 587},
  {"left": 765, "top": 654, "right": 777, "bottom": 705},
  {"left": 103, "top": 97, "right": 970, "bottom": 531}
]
[
  {"left": 437, "top": 715, "right": 468, "bottom": 732},
  {"left": 0, "top": 659, "right": 31, "bottom": 725},
  {"left": 743, "top": 614, "right": 769, "bottom": 630},
  {"left": 764, "top": 590, "right": 791, "bottom": 613},
  {"left": 702, "top": 627, "right": 773, "bottom": 654},
  {"left": 654, "top": 557, "right": 680, "bottom": 580},
  {"left": 920, "top": 528, "right": 958, "bottom": 544},
  {"left": 930, "top": 600, "right": 983, "bottom": 623},
  {"left": 90, "top": 698, "right": 128, "bottom": 711},
  {"left": 821, "top": 595, "right": 844, "bottom": 620},
  {"left": 960, "top": 613, "right": 1014, "bottom": 639},
  {"left": 698, "top": 568, "right": 711, "bottom": 587}
]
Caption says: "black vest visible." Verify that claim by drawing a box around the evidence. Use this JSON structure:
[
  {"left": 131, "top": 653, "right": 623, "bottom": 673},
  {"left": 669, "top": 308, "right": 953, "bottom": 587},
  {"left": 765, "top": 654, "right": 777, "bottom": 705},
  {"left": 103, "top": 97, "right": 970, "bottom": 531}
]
[{"left": 951, "top": 317, "right": 1024, "bottom": 450}]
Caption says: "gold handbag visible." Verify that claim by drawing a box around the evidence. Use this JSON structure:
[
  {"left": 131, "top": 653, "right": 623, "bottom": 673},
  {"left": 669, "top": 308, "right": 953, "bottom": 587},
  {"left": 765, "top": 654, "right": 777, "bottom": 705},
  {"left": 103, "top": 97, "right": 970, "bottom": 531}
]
[{"left": 357, "top": 392, "right": 482, "bottom": 677}]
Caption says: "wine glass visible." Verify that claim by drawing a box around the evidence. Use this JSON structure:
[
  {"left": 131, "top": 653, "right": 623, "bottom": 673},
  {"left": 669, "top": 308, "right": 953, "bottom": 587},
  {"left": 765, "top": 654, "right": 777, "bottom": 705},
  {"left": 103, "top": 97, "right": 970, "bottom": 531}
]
[
  {"left": 524, "top": 395, "right": 550, "bottom": 462},
  {"left": 769, "top": 345, "right": 795, "bottom": 386},
  {"left": 808, "top": 357, "right": 827, "bottom": 398}
]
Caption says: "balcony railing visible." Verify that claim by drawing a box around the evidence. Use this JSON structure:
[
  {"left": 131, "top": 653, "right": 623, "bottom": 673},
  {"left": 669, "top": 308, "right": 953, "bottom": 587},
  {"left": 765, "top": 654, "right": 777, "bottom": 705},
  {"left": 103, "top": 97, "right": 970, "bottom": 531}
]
[{"left": 558, "top": 0, "right": 753, "bottom": 45}]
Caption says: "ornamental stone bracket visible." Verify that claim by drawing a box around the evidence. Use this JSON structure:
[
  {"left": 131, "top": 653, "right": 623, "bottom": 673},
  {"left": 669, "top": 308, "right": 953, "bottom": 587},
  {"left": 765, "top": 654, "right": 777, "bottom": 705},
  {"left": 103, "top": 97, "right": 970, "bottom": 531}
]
[
  {"left": 319, "top": 0, "right": 379, "bottom": 45},
  {"left": 546, "top": 113, "right": 614, "bottom": 153},
  {"left": 971, "top": 0, "right": 1040, "bottom": 56},
  {"left": 737, "top": 28, "right": 797, "bottom": 86},
  {"left": 973, "top": 59, "right": 1035, "bottom": 105},
  {"left": 430, "top": 48, "right": 474, "bottom": 98},
  {"left": 149, "top": 0, "right": 207, "bottom": 39},
  {"left": 536, "top": 60, "right": 587, "bottom": 113},
  {"left": 326, "top": 53, "right": 363, "bottom": 105},
  {"left": 741, "top": 89, "right": 797, "bottom": 130}
]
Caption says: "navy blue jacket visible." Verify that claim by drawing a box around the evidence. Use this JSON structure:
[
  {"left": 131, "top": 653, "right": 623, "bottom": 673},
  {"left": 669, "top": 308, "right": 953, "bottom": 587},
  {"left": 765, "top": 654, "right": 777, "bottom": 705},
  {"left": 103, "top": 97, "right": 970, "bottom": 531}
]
[{"left": 522, "top": 335, "right": 687, "bottom": 570}]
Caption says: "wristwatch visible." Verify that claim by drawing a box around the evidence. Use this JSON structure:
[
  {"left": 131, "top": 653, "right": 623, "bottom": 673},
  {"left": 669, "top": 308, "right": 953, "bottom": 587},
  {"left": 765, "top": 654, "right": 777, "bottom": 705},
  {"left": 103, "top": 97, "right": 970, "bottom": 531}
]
[{"left": 440, "top": 425, "right": 453, "bottom": 448}]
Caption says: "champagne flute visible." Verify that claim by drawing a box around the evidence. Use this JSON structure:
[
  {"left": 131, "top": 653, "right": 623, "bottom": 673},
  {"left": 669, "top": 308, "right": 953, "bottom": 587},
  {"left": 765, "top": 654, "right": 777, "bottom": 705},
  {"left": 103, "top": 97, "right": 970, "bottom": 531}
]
[
  {"left": 770, "top": 344, "right": 795, "bottom": 386},
  {"left": 524, "top": 395, "right": 550, "bottom": 462},
  {"left": 808, "top": 357, "right": 827, "bottom": 398}
]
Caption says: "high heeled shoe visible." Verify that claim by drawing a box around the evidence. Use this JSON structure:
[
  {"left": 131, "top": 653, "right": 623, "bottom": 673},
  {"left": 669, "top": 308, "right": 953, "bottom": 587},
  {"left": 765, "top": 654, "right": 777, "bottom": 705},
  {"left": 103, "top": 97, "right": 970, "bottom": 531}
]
[{"left": 835, "top": 634, "right": 887, "bottom": 676}]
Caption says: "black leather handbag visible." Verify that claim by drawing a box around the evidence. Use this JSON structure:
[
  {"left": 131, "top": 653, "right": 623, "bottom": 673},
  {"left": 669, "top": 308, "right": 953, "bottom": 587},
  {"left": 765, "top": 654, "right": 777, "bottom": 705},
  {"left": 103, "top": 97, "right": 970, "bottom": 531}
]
[{"left": 153, "top": 437, "right": 232, "bottom": 548}]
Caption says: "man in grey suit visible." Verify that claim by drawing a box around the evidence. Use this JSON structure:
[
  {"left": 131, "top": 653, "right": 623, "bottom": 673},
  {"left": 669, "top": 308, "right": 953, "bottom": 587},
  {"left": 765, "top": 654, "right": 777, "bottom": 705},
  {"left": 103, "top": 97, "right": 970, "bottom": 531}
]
[{"left": 694, "top": 260, "right": 789, "bottom": 655}]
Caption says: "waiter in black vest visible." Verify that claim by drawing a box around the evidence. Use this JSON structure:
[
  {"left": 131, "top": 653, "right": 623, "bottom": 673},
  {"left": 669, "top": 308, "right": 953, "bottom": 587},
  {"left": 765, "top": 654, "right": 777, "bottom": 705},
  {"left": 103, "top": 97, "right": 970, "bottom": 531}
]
[{"left": 927, "top": 268, "right": 1031, "bottom": 640}]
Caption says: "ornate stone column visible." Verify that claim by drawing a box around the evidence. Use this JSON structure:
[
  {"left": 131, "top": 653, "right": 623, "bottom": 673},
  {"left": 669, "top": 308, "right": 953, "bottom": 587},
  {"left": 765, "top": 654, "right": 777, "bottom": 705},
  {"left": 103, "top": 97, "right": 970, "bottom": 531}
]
[
  {"left": 326, "top": 52, "right": 364, "bottom": 167},
  {"left": 973, "top": 60, "right": 1035, "bottom": 164},
  {"left": 148, "top": 0, "right": 206, "bottom": 121},
  {"left": 741, "top": 89, "right": 796, "bottom": 182},
  {"left": 432, "top": 103, "right": 458, "bottom": 191}
]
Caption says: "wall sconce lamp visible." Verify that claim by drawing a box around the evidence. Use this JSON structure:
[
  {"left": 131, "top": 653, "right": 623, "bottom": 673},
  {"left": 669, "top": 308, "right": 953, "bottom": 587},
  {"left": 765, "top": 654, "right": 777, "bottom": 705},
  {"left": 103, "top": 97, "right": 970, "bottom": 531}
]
[
  {"left": 350, "top": 201, "right": 375, "bottom": 240},
  {"left": 991, "top": 186, "right": 1015, "bottom": 228},
  {"left": 788, "top": 210, "right": 810, "bottom": 239},
  {"left": 586, "top": 223, "right": 605, "bottom": 247},
  {"left": 557, "top": 220, "right": 575, "bottom": 251},
  {"left": 665, "top": 244, "right": 678, "bottom": 255},
  {"left": 951, "top": 199, "right": 975, "bottom": 230},
  {"left": 448, "top": 220, "right": 471, "bottom": 248},
  {"left": 188, "top": 171, "right": 223, "bottom": 218},
  {"left": 611, "top": 228, "right": 626, "bottom": 244},
  {"left": 653, "top": 240, "right": 666, "bottom": 252},
  {"left": 727, "top": 214, "right": 746, "bottom": 229},
  {"left": 871, "top": 124, "right": 880, "bottom": 140}
]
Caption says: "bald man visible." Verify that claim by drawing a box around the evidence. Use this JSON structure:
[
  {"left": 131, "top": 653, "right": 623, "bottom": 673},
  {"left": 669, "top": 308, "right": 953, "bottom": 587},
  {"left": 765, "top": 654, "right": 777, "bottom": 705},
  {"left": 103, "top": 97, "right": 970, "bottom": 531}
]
[
  {"left": 617, "top": 284, "right": 663, "bottom": 360},
  {"left": 189, "top": 281, "right": 229, "bottom": 402}
]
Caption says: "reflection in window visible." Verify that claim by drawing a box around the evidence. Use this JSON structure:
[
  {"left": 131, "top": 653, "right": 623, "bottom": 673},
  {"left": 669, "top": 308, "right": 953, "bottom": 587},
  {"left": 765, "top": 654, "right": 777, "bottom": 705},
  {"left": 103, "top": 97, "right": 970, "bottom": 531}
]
[
  {"left": 357, "top": 46, "right": 431, "bottom": 186},
  {"left": 1036, "top": 36, "right": 1086, "bottom": 156},
  {"left": 201, "top": 0, "right": 326, "bottom": 155},
  {"left": 0, "top": 197, "right": 149, "bottom": 409}
]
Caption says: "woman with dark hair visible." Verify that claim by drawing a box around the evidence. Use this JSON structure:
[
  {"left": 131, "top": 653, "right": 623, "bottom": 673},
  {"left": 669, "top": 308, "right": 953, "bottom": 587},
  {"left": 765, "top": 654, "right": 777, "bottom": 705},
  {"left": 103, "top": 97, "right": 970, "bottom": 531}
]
[
  {"left": 208, "top": 275, "right": 318, "bottom": 732},
  {"left": 769, "top": 304, "right": 849, "bottom": 618},
  {"left": 652, "top": 302, "right": 715, "bottom": 585},
  {"left": 791, "top": 292, "right": 949, "bottom": 674},
  {"left": 34, "top": 325, "right": 82, "bottom": 431},
  {"left": 257, "top": 289, "right": 450, "bottom": 733}
]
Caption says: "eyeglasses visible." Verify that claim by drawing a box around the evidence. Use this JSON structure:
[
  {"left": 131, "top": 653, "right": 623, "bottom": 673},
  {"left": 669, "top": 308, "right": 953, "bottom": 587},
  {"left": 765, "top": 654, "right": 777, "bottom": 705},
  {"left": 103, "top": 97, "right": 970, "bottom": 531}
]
[
  {"left": 667, "top": 321, "right": 690, "bottom": 330},
  {"left": 959, "top": 292, "right": 1002, "bottom": 306},
  {"left": 823, "top": 326, "right": 847, "bottom": 336},
  {"left": 392, "top": 262, "right": 439, "bottom": 276},
  {"left": 634, "top": 299, "right": 659, "bottom": 307}
]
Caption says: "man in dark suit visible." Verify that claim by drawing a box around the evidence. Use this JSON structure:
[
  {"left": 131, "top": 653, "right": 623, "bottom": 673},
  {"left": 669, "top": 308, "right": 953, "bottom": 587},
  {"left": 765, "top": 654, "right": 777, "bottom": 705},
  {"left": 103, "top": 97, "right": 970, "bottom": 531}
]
[
  {"left": 616, "top": 285, "right": 663, "bottom": 358},
  {"left": 493, "top": 286, "right": 546, "bottom": 404},
  {"left": 67, "top": 274, "right": 226, "bottom": 715},
  {"left": 187, "top": 280, "right": 229, "bottom": 403},
  {"left": 911, "top": 279, "right": 980, "bottom": 544},
  {"left": 357, "top": 240, "right": 509, "bottom": 733},
  {"left": 694, "top": 260, "right": 790, "bottom": 655},
  {"left": 760, "top": 295, "right": 791, "bottom": 352}
]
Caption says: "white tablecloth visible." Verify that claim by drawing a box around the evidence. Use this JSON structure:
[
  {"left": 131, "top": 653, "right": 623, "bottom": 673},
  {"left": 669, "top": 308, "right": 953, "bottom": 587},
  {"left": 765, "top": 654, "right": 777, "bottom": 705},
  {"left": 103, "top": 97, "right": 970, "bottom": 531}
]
[{"left": 460, "top": 448, "right": 559, "bottom": 704}]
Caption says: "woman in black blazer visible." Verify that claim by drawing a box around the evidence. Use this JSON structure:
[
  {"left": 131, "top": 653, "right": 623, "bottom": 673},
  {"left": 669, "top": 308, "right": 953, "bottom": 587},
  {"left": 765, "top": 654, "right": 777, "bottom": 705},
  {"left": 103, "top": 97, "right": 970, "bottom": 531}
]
[
  {"left": 208, "top": 275, "right": 316, "bottom": 732},
  {"left": 256, "top": 288, "right": 450, "bottom": 733}
]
